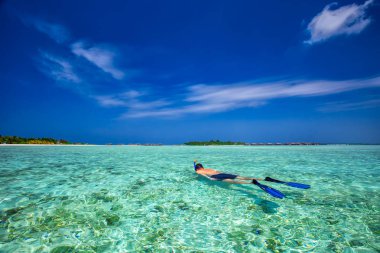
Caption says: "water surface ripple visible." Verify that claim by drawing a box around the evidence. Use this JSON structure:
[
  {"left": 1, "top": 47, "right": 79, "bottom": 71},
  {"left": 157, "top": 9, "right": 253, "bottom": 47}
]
[{"left": 0, "top": 145, "right": 379, "bottom": 252}]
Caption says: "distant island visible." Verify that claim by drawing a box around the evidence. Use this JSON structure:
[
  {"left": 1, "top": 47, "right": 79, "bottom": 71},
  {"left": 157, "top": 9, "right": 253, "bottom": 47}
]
[
  {"left": 107, "top": 143, "right": 162, "bottom": 146},
  {"left": 184, "top": 140, "right": 246, "bottom": 145},
  {"left": 184, "top": 140, "right": 320, "bottom": 146},
  {"left": 0, "top": 135, "right": 82, "bottom": 145},
  {"left": 0, "top": 135, "right": 321, "bottom": 146}
]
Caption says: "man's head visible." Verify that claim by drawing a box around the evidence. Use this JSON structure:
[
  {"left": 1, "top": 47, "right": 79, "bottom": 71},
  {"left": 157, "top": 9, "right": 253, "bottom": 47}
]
[{"left": 195, "top": 163, "right": 204, "bottom": 170}]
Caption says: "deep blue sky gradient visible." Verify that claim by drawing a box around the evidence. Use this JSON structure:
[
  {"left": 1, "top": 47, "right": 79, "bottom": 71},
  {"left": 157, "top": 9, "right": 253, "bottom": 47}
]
[{"left": 1, "top": 0, "right": 380, "bottom": 144}]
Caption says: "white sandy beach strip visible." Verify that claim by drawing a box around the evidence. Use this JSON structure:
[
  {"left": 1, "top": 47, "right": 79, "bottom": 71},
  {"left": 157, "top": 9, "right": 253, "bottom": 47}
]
[{"left": 0, "top": 144, "right": 101, "bottom": 147}]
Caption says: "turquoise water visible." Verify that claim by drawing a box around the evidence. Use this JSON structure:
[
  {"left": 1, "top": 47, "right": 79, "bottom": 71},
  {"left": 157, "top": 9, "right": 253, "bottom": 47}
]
[{"left": 0, "top": 145, "right": 379, "bottom": 252}]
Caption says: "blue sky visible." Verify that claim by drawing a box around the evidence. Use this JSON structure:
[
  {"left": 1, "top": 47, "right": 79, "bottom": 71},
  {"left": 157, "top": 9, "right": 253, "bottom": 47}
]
[{"left": 1, "top": 0, "right": 380, "bottom": 144}]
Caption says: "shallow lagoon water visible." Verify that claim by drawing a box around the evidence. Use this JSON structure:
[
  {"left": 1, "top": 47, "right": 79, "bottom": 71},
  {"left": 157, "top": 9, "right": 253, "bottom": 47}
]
[{"left": 0, "top": 145, "right": 379, "bottom": 252}]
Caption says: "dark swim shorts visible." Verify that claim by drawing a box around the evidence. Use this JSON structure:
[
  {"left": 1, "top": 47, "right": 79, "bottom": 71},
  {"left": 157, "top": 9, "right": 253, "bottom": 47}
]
[{"left": 210, "top": 173, "right": 238, "bottom": 180}]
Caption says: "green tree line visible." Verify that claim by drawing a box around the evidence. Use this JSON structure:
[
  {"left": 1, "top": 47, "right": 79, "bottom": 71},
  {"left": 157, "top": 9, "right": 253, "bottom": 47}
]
[
  {"left": 0, "top": 135, "right": 71, "bottom": 144},
  {"left": 184, "top": 140, "right": 246, "bottom": 146}
]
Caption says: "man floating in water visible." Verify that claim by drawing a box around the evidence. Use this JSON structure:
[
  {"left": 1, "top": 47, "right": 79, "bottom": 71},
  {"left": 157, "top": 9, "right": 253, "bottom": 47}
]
[{"left": 194, "top": 160, "right": 310, "bottom": 199}]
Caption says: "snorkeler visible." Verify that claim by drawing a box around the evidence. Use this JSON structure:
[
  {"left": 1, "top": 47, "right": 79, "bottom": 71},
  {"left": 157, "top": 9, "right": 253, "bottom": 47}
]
[
  {"left": 193, "top": 160, "right": 310, "bottom": 199},
  {"left": 194, "top": 160, "right": 261, "bottom": 184}
]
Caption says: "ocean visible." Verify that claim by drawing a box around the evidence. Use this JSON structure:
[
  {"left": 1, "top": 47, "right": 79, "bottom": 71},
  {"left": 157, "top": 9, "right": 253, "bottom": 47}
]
[{"left": 0, "top": 145, "right": 379, "bottom": 252}]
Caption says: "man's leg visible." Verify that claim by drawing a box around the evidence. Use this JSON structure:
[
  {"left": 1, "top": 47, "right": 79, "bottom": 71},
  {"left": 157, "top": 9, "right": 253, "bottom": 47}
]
[
  {"left": 236, "top": 176, "right": 263, "bottom": 181},
  {"left": 222, "top": 179, "right": 252, "bottom": 184}
]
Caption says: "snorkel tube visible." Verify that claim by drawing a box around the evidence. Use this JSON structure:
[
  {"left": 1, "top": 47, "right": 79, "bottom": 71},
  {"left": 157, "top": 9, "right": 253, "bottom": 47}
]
[{"left": 194, "top": 160, "right": 204, "bottom": 171}]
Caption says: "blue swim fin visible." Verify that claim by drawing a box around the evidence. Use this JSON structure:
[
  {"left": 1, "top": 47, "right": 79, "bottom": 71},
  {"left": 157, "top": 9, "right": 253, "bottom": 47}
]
[
  {"left": 265, "top": 177, "right": 310, "bottom": 189},
  {"left": 252, "top": 180, "right": 285, "bottom": 199}
]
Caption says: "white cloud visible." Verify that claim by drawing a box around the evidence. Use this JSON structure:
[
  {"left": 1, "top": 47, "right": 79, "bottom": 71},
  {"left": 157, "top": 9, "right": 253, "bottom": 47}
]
[
  {"left": 187, "top": 77, "right": 380, "bottom": 103},
  {"left": 22, "top": 16, "right": 135, "bottom": 94},
  {"left": 318, "top": 98, "right": 380, "bottom": 112},
  {"left": 23, "top": 18, "right": 127, "bottom": 80},
  {"left": 25, "top": 18, "right": 70, "bottom": 44},
  {"left": 93, "top": 91, "right": 171, "bottom": 117},
  {"left": 93, "top": 95, "right": 128, "bottom": 107},
  {"left": 38, "top": 52, "right": 81, "bottom": 83},
  {"left": 120, "top": 102, "right": 235, "bottom": 118},
  {"left": 71, "top": 42, "right": 125, "bottom": 80},
  {"left": 93, "top": 90, "right": 144, "bottom": 107},
  {"left": 120, "top": 76, "right": 380, "bottom": 118},
  {"left": 305, "top": 0, "right": 374, "bottom": 44}
]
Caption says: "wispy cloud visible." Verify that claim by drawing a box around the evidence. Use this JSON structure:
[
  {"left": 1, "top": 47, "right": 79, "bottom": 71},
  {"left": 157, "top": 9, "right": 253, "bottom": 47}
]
[
  {"left": 23, "top": 18, "right": 70, "bottom": 44},
  {"left": 71, "top": 42, "right": 125, "bottom": 80},
  {"left": 22, "top": 17, "right": 127, "bottom": 81},
  {"left": 188, "top": 77, "right": 380, "bottom": 103},
  {"left": 93, "top": 90, "right": 143, "bottom": 107},
  {"left": 305, "top": 0, "right": 374, "bottom": 44},
  {"left": 20, "top": 16, "right": 380, "bottom": 120},
  {"left": 318, "top": 98, "right": 380, "bottom": 112},
  {"left": 120, "top": 100, "right": 267, "bottom": 119},
  {"left": 120, "top": 76, "right": 380, "bottom": 118},
  {"left": 93, "top": 90, "right": 171, "bottom": 117},
  {"left": 37, "top": 52, "right": 81, "bottom": 84}
]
